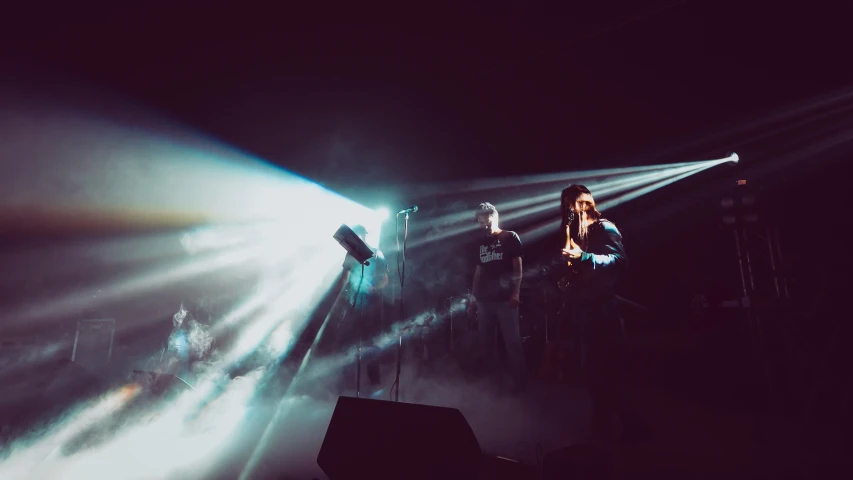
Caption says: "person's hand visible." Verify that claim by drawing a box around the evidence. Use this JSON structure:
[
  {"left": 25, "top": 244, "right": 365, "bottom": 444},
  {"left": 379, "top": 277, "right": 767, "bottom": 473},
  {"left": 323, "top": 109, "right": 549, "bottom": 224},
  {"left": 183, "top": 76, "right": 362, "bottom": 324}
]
[
  {"left": 561, "top": 238, "right": 584, "bottom": 262},
  {"left": 466, "top": 297, "right": 478, "bottom": 329},
  {"left": 509, "top": 291, "right": 521, "bottom": 308}
]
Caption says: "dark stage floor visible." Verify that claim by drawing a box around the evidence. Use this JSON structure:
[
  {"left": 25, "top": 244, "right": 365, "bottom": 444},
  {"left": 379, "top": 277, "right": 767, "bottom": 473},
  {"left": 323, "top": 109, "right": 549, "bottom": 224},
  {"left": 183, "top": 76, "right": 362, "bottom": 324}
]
[{"left": 2, "top": 325, "right": 783, "bottom": 480}]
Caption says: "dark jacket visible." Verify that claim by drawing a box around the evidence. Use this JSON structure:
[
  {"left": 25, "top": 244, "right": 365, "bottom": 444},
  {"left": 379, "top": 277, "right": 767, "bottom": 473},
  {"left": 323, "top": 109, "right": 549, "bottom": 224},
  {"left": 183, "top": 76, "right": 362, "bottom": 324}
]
[
  {"left": 572, "top": 219, "right": 628, "bottom": 299},
  {"left": 561, "top": 218, "right": 628, "bottom": 343}
]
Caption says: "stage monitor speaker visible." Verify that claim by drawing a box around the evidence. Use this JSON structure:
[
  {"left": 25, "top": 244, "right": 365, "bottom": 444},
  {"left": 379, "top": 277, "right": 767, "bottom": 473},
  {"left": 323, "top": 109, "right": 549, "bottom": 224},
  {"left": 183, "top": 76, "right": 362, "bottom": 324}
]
[{"left": 317, "top": 396, "right": 481, "bottom": 480}]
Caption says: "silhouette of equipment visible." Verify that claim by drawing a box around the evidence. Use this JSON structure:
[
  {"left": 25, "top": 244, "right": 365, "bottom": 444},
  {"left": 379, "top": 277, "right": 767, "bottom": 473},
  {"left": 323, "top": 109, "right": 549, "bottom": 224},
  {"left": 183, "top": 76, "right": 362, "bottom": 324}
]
[{"left": 317, "top": 396, "right": 481, "bottom": 480}]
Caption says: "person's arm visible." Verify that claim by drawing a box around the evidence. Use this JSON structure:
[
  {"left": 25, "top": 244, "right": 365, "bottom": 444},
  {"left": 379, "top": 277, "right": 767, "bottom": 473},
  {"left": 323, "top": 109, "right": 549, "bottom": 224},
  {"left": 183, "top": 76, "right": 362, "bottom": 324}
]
[
  {"left": 576, "top": 223, "right": 626, "bottom": 267},
  {"left": 471, "top": 265, "right": 482, "bottom": 299},
  {"left": 511, "top": 258, "right": 523, "bottom": 294},
  {"left": 574, "top": 222, "right": 627, "bottom": 287},
  {"left": 509, "top": 257, "right": 523, "bottom": 306},
  {"left": 467, "top": 265, "right": 482, "bottom": 316},
  {"left": 509, "top": 232, "right": 523, "bottom": 306}
]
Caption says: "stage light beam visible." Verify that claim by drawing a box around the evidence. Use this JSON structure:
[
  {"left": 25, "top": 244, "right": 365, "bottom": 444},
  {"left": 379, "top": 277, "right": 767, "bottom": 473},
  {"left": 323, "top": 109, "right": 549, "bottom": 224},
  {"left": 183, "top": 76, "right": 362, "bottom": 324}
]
[
  {"left": 727, "top": 152, "right": 740, "bottom": 165},
  {"left": 377, "top": 207, "right": 389, "bottom": 221}
]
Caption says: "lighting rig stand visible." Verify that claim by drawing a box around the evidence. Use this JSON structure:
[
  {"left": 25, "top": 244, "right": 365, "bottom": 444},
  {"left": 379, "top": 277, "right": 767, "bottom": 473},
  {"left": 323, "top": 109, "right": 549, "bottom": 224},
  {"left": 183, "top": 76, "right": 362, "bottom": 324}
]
[
  {"left": 721, "top": 180, "right": 805, "bottom": 474},
  {"left": 721, "top": 180, "right": 793, "bottom": 407}
]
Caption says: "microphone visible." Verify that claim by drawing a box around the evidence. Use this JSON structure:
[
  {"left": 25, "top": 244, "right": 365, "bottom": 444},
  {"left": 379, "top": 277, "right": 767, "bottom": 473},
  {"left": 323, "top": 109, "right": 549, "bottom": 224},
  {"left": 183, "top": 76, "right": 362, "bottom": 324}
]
[
  {"left": 397, "top": 205, "right": 419, "bottom": 214},
  {"left": 563, "top": 209, "right": 575, "bottom": 228}
]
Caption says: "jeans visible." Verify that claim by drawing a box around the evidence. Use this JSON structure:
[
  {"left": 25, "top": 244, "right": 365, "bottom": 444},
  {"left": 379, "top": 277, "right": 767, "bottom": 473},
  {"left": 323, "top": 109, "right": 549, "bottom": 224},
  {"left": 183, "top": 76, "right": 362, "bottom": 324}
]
[{"left": 478, "top": 300, "right": 527, "bottom": 390}]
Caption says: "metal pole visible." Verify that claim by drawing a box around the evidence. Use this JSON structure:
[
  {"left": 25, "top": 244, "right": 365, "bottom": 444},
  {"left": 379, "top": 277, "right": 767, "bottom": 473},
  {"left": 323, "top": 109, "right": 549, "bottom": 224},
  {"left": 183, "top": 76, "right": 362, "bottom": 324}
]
[
  {"left": 107, "top": 320, "right": 115, "bottom": 363},
  {"left": 356, "top": 341, "right": 362, "bottom": 398},
  {"left": 733, "top": 230, "right": 750, "bottom": 300},
  {"left": 734, "top": 226, "right": 768, "bottom": 475},
  {"left": 771, "top": 227, "right": 790, "bottom": 298},
  {"left": 449, "top": 305, "right": 454, "bottom": 354},
  {"left": 393, "top": 212, "right": 409, "bottom": 403},
  {"left": 742, "top": 229, "right": 757, "bottom": 294},
  {"left": 764, "top": 226, "right": 782, "bottom": 299},
  {"left": 356, "top": 264, "right": 366, "bottom": 399},
  {"left": 71, "top": 321, "right": 81, "bottom": 362}
]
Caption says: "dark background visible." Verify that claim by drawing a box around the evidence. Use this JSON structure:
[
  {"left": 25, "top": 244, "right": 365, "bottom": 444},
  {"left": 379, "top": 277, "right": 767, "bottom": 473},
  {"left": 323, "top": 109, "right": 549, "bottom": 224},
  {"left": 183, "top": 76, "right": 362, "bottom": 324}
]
[{"left": 1, "top": 1, "right": 850, "bottom": 329}]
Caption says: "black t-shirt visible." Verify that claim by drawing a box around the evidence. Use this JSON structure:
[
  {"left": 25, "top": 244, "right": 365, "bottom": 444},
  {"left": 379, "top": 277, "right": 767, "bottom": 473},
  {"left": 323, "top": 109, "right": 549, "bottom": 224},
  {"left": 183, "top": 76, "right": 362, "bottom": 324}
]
[
  {"left": 475, "top": 230, "right": 523, "bottom": 301},
  {"left": 342, "top": 248, "right": 388, "bottom": 308}
]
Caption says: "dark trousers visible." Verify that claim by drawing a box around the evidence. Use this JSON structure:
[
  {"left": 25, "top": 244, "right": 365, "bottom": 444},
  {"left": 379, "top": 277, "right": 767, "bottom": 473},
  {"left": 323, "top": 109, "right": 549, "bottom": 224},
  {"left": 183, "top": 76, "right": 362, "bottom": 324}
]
[
  {"left": 478, "top": 300, "right": 527, "bottom": 390},
  {"left": 560, "top": 297, "right": 640, "bottom": 436}
]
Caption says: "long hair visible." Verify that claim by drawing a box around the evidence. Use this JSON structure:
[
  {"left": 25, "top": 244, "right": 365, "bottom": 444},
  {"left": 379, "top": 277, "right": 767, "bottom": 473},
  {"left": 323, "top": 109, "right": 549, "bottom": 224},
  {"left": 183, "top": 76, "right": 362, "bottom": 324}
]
[{"left": 560, "top": 184, "right": 603, "bottom": 248}]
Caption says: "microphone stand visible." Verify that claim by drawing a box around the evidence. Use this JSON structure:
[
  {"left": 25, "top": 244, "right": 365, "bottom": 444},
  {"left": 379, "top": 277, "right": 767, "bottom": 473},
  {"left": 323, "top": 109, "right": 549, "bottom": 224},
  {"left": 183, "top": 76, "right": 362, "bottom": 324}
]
[
  {"left": 393, "top": 212, "right": 410, "bottom": 402},
  {"left": 355, "top": 263, "right": 367, "bottom": 398}
]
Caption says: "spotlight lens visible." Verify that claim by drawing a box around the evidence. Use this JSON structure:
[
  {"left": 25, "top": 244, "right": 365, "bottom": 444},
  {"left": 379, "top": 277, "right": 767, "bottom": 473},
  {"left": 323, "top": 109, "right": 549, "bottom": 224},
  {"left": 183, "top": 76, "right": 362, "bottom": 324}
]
[
  {"left": 721, "top": 197, "right": 735, "bottom": 208},
  {"left": 728, "top": 152, "right": 740, "bottom": 164}
]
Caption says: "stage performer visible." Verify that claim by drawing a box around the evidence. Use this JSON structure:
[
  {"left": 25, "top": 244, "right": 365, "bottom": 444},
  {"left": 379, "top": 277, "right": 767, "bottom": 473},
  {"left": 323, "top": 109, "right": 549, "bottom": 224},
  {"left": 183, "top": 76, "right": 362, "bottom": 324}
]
[
  {"left": 468, "top": 202, "right": 527, "bottom": 393},
  {"left": 558, "top": 184, "right": 653, "bottom": 444}
]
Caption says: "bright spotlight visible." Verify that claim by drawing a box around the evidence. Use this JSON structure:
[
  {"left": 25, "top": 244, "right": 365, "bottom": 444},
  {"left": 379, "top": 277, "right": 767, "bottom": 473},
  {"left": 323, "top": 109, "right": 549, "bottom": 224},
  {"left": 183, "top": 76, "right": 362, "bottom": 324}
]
[
  {"left": 376, "top": 207, "right": 389, "bottom": 221},
  {"left": 726, "top": 152, "right": 740, "bottom": 165}
]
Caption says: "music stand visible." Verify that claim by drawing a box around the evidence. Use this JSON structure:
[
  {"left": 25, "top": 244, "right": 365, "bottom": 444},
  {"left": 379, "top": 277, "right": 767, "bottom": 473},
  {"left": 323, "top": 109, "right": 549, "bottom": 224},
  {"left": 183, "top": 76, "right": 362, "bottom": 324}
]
[
  {"left": 71, "top": 319, "right": 116, "bottom": 366},
  {"left": 333, "top": 224, "right": 376, "bottom": 398},
  {"left": 333, "top": 224, "right": 375, "bottom": 266}
]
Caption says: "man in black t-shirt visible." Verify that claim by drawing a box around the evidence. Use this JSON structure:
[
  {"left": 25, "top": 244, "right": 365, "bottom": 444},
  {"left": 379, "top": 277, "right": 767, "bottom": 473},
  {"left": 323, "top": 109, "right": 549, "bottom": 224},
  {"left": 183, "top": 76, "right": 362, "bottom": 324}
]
[{"left": 469, "top": 202, "right": 527, "bottom": 392}]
